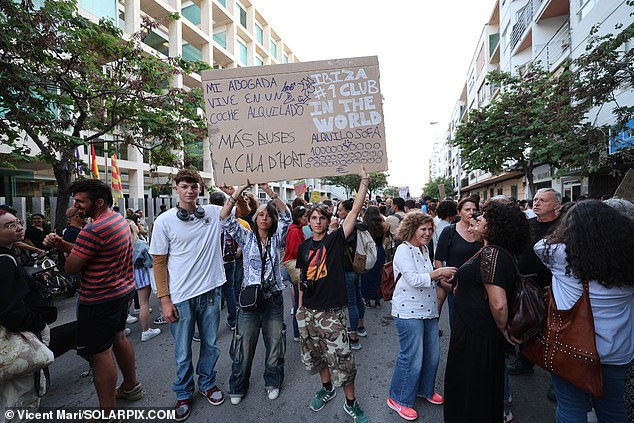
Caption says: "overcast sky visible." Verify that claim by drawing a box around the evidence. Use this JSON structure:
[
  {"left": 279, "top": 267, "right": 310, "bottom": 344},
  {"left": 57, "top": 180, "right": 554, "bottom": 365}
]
[{"left": 255, "top": 0, "right": 495, "bottom": 195}]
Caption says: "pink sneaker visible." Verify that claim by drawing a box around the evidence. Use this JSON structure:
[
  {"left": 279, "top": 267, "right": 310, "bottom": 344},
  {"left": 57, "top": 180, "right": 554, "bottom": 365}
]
[
  {"left": 387, "top": 397, "right": 418, "bottom": 421},
  {"left": 425, "top": 393, "right": 444, "bottom": 405}
]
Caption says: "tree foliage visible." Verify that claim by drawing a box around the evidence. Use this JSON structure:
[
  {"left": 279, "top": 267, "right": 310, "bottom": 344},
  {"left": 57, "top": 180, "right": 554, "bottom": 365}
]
[
  {"left": 452, "top": 8, "right": 634, "bottom": 194},
  {"left": 321, "top": 171, "right": 388, "bottom": 199},
  {"left": 452, "top": 64, "right": 584, "bottom": 195},
  {"left": 422, "top": 176, "right": 455, "bottom": 199},
  {"left": 0, "top": 0, "right": 208, "bottom": 228}
]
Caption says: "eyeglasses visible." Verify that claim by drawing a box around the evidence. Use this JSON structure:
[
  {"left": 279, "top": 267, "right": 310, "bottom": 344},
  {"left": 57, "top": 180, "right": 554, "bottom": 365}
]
[{"left": 4, "top": 219, "right": 23, "bottom": 231}]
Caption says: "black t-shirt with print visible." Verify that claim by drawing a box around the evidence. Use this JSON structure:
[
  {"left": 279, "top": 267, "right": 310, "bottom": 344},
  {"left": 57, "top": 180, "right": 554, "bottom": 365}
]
[{"left": 296, "top": 227, "right": 348, "bottom": 310}]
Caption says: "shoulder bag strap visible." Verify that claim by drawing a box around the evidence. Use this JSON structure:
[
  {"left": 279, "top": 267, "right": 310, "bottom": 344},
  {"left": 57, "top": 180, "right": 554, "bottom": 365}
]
[{"left": 0, "top": 253, "right": 17, "bottom": 267}]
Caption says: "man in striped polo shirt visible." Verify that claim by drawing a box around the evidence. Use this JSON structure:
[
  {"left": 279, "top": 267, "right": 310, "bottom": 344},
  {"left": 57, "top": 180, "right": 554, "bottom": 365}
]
[{"left": 45, "top": 179, "right": 142, "bottom": 411}]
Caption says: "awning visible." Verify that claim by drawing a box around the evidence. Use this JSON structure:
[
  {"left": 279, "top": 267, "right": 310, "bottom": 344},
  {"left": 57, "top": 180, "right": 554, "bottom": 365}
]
[{"left": 461, "top": 171, "right": 524, "bottom": 192}]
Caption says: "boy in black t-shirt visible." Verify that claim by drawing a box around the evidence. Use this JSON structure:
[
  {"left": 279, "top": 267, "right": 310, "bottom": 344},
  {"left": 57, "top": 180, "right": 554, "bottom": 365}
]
[{"left": 295, "top": 169, "right": 370, "bottom": 423}]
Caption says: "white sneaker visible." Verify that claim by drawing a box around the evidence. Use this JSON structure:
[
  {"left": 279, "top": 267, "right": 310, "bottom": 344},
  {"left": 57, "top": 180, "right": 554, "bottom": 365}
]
[
  {"left": 504, "top": 410, "right": 514, "bottom": 423},
  {"left": 230, "top": 396, "right": 242, "bottom": 405},
  {"left": 124, "top": 328, "right": 131, "bottom": 336},
  {"left": 126, "top": 314, "right": 139, "bottom": 324},
  {"left": 267, "top": 388, "right": 279, "bottom": 400},
  {"left": 141, "top": 328, "right": 161, "bottom": 342}
]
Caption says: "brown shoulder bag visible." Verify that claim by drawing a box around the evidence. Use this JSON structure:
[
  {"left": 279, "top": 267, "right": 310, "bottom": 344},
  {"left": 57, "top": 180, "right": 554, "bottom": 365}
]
[{"left": 522, "top": 280, "right": 603, "bottom": 397}]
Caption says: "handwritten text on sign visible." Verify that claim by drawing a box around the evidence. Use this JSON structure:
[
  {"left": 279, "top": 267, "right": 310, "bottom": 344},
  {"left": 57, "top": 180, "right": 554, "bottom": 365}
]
[{"left": 201, "top": 56, "right": 388, "bottom": 186}]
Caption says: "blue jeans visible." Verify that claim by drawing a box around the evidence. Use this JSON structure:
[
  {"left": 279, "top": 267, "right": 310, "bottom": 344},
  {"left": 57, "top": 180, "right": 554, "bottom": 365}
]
[
  {"left": 389, "top": 317, "right": 440, "bottom": 407},
  {"left": 169, "top": 289, "right": 221, "bottom": 400},
  {"left": 229, "top": 293, "right": 286, "bottom": 397},
  {"left": 551, "top": 363, "right": 629, "bottom": 423},
  {"left": 345, "top": 272, "right": 365, "bottom": 333},
  {"left": 233, "top": 257, "right": 244, "bottom": 307},
  {"left": 280, "top": 266, "right": 299, "bottom": 338},
  {"left": 222, "top": 261, "right": 236, "bottom": 327}
]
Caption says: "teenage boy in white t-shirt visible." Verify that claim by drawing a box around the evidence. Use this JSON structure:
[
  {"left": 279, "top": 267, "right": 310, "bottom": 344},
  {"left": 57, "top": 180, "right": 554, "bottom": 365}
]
[{"left": 149, "top": 169, "right": 226, "bottom": 421}]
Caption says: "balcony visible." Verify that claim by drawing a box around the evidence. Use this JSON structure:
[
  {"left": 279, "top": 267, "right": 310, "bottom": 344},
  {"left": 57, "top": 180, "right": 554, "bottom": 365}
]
[
  {"left": 534, "top": 0, "right": 569, "bottom": 22},
  {"left": 510, "top": 2, "right": 534, "bottom": 52},
  {"left": 534, "top": 21, "right": 570, "bottom": 71}
]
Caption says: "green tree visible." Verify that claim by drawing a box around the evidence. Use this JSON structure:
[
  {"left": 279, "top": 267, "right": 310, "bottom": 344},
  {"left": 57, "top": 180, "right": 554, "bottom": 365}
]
[
  {"left": 322, "top": 171, "right": 388, "bottom": 199},
  {"left": 382, "top": 186, "right": 399, "bottom": 197},
  {"left": 452, "top": 64, "right": 584, "bottom": 195},
  {"left": 0, "top": 0, "right": 208, "bottom": 228},
  {"left": 422, "top": 176, "right": 455, "bottom": 199},
  {"left": 568, "top": 13, "right": 634, "bottom": 169}
]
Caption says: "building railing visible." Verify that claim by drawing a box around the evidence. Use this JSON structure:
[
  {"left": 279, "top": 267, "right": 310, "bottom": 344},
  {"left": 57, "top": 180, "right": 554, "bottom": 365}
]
[
  {"left": 533, "top": 20, "right": 571, "bottom": 71},
  {"left": 510, "top": 1, "right": 534, "bottom": 50}
]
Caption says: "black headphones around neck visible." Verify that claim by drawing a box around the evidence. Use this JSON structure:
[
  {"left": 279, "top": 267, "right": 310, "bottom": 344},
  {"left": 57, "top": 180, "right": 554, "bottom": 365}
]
[{"left": 176, "top": 204, "right": 205, "bottom": 221}]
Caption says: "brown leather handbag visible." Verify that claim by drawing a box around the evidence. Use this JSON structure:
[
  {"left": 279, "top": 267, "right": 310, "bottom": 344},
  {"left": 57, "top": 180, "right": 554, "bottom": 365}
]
[{"left": 522, "top": 280, "right": 604, "bottom": 397}]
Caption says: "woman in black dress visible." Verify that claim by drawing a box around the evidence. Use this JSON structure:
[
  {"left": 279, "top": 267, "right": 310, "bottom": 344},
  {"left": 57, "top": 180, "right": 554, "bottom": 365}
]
[
  {"left": 434, "top": 196, "right": 482, "bottom": 327},
  {"left": 443, "top": 200, "right": 528, "bottom": 423}
]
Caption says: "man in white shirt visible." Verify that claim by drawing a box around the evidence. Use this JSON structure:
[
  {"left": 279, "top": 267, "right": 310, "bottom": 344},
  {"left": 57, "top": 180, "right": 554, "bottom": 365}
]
[{"left": 149, "top": 169, "right": 226, "bottom": 421}]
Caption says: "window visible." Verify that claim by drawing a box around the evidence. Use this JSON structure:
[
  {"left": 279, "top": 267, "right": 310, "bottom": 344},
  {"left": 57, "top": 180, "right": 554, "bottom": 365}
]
[
  {"left": 497, "top": 187, "right": 503, "bottom": 196},
  {"left": 217, "top": 0, "right": 226, "bottom": 6},
  {"left": 511, "top": 185, "right": 518, "bottom": 199},
  {"left": 237, "top": 40, "right": 248, "bottom": 65},
  {"left": 182, "top": 4, "right": 201, "bottom": 26},
  {"left": 270, "top": 40, "right": 277, "bottom": 59},
  {"left": 255, "top": 23, "right": 263, "bottom": 45},
  {"left": 255, "top": 55, "right": 264, "bottom": 66},
  {"left": 183, "top": 43, "right": 202, "bottom": 62},
  {"left": 467, "top": 68, "right": 475, "bottom": 93},
  {"left": 283, "top": 54, "right": 289, "bottom": 63},
  {"left": 235, "top": 3, "right": 247, "bottom": 28},
  {"left": 213, "top": 31, "right": 227, "bottom": 49},
  {"left": 143, "top": 30, "right": 169, "bottom": 56},
  {"left": 80, "top": 0, "right": 117, "bottom": 22}
]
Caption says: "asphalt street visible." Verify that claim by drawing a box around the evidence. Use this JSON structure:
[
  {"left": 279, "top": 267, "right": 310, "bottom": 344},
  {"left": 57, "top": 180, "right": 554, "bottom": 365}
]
[{"left": 42, "top": 289, "right": 556, "bottom": 422}]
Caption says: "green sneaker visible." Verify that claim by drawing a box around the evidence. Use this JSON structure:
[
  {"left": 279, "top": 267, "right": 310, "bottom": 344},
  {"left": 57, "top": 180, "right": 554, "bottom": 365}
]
[
  {"left": 343, "top": 400, "right": 369, "bottom": 423},
  {"left": 309, "top": 387, "right": 336, "bottom": 411}
]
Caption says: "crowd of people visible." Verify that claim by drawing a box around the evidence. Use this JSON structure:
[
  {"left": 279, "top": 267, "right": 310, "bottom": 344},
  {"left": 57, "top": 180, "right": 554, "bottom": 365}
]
[{"left": 1, "top": 171, "right": 633, "bottom": 423}]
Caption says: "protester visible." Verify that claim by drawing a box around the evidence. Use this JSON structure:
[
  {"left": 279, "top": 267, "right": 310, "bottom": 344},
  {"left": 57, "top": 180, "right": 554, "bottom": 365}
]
[
  {"left": 61, "top": 206, "right": 87, "bottom": 291},
  {"left": 361, "top": 206, "right": 387, "bottom": 308},
  {"left": 336, "top": 198, "right": 367, "bottom": 347},
  {"left": 209, "top": 191, "right": 239, "bottom": 331},
  {"left": 129, "top": 221, "right": 160, "bottom": 342},
  {"left": 295, "top": 168, "right": 369, "bottom": 423},
  {"left": 282, "top": 205, "right": 308, "bottom": 342},
  {"left": 387, "top": 212, "right": 456, "bottom": 421},
  {"left": 24, "top": 213, "right": 47, "bottom": 250},
  {"left": 534, "top": 200, "right": 634, "bottom": 423},
  {"left": 0, "top": 209, "right": 56, "bottom": 415},
  {"left": 434, "top": 196, "right": 481, "bottom": 329},
  {"left": 512, "top": 188, "right": 562, "bottom": 377},
  {"left": 432, "top": 200, "right": 457, "bottom": 250},
  {"left": 444, "top": 200, "right": 529, "bottom": 423},
  {"left": 220, "top": 182, "right": 291, "bottom": 404},
  {"left": 44, "top": 179, "right": 142, "bottom": 412},
  {"left": 149, "top": 169, "right": 226, "bottom": 420}
]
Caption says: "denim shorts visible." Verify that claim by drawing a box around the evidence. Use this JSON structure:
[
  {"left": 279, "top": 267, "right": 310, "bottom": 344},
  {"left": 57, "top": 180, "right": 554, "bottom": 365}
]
[{"left": 296, "top": 306, "right": 356, "bottom": 387}]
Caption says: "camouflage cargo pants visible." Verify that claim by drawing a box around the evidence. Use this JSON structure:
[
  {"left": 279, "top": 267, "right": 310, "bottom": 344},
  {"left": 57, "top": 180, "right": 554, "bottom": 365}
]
[{"left": 295, "top": 306, "right": 356, "bottom": 387}]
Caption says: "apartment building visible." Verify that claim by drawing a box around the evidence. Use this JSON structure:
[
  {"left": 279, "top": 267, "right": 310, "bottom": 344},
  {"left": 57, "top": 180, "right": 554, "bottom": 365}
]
[
  {"left": 433, "top": 0, "right": 633, "bottom": 201},
  {"left": 0, "top": 0, "right": 338, "bottom": 209}
]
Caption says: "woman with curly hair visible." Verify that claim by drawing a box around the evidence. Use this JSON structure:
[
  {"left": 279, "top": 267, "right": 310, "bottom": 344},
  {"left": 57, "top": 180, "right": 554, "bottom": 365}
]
[
  {"left": 386, "top": 212, "right": 457, "bottom": 421},
  {"left": 444, "top": 200, "right": 529, "bottom": 423},
  {"left": 534, "top": 200, "right": 634, "bottom": 423},
  {"left": 361, "top": 206, "right": 388, "bottom": 308}
]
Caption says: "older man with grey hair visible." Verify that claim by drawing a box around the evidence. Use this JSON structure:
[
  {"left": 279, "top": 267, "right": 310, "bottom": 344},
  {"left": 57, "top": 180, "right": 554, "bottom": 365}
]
[{"left": 511, "top": 187, "right": 562, "bottom": 381}]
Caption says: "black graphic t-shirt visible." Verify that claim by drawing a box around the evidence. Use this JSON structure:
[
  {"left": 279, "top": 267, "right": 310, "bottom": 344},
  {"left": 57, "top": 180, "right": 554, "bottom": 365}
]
[{"left": 296, "top": 227, "right": 348, "bottom": 310}]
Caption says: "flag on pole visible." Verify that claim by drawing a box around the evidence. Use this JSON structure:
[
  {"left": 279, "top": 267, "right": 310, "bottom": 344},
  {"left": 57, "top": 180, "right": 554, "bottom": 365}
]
[
  {"left": 110, "top": 153, "right": 123, "bottom": 199},
  {"left": 294, "top": 180, "right": 307, "bottom": 196},
  {"left": 90, "top": 144, "right": 99, "bottom": 179}
]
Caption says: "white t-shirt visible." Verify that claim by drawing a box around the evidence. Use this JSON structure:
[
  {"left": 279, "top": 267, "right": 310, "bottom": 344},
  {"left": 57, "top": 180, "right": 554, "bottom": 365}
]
[{"left": 149, "top": 205, "right": 226, "bottom": 304}]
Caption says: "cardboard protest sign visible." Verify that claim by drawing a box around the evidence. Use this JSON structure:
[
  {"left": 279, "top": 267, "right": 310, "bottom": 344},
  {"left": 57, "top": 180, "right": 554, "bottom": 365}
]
[
  {"left": 201, "top": 56, "right": 387, "bottom": 186},
  {"left": 613, "top": 169, "right": 634, "bottom": 202}
]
